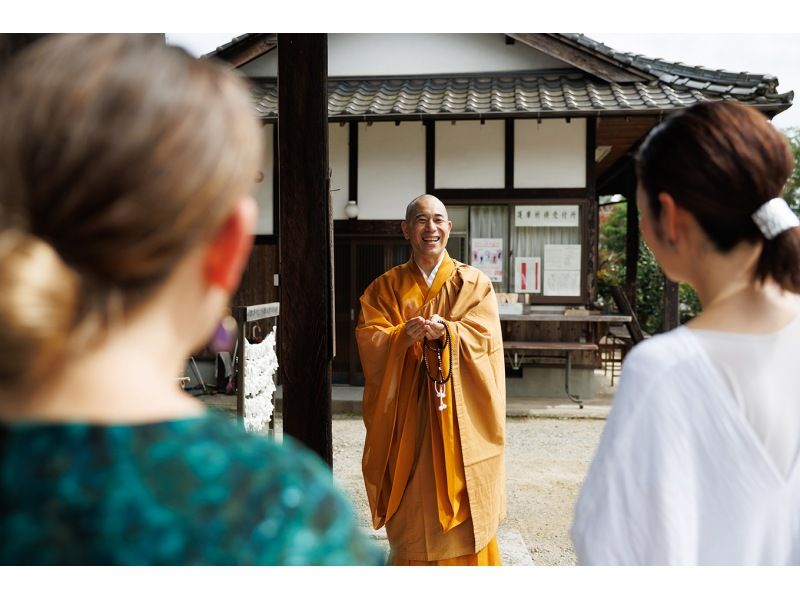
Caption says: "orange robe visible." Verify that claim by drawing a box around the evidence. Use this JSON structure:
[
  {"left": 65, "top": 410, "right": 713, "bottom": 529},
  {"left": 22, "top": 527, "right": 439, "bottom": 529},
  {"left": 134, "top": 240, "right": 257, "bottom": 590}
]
[{"left": 356, "top": 252, "right": 506, "bottom": 565}]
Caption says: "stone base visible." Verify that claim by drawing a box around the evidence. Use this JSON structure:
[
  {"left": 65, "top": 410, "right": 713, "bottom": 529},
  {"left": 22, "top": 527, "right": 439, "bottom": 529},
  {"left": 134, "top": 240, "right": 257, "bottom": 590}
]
[{"left": 505, "top": 366, "right": 595, "bottom": 400}]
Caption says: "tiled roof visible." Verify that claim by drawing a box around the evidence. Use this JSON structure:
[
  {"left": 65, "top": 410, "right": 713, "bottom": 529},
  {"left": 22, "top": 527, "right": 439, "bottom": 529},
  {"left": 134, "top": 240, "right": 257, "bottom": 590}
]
[
  {"left": 202, "top": 33, "right": 254, "bottom": 58},
  {"left": 251, "top": 70, "right": 792, "bottom": 121},
  {"left": 558, "top": 34, "right": 786, "bottom": 99}
]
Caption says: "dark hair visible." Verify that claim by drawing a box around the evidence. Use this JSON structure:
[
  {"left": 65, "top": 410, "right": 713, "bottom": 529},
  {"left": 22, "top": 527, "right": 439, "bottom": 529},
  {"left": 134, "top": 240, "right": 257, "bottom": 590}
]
[
  {"left": 636, "top": 100, "right": 799, "bottom": 292},
  {"left": 0, "top": 34, "right": 263, "bottom": 391}
]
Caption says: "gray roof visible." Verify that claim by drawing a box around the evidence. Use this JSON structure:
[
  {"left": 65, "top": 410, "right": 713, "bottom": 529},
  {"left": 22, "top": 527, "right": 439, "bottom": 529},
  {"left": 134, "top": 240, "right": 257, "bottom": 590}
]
[
  {"left": 560, "top": 33, "right": 785, "bottom": 98},
  {"left": 244, "top": 33, "right": 792, "bottom": 121},
  {"left": 252, "top": 71, "right": 792, "bottom": 121}
]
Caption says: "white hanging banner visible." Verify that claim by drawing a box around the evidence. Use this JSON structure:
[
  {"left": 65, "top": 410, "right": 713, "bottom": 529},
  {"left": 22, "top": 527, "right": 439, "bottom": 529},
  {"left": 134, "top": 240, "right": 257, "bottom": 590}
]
[{"left": 515, "top": 205, "right": 579, "bottom": 227}]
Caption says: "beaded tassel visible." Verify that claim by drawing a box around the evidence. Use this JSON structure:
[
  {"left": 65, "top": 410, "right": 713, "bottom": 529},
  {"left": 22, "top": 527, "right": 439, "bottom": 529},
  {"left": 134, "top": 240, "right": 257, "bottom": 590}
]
[{"left": 423, "top": 321, "right": 452, "bottom": 412}]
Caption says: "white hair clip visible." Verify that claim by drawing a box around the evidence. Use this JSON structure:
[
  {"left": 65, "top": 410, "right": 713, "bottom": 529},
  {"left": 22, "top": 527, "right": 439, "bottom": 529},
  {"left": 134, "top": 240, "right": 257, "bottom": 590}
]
[{"left": 751, "top": 197, "right": 800, "bottom": 240}]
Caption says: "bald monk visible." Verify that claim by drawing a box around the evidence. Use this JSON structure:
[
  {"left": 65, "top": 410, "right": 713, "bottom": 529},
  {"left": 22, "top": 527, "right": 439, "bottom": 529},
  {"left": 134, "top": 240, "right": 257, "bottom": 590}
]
[{"left": 356, "top": 194, "right": 506, "bottom": 565}]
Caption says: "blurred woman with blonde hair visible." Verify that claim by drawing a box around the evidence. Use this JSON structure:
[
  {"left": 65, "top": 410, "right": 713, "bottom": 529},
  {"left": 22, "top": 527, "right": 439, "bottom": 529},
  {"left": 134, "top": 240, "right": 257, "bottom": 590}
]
[{"left": 0, "top": 34, "right": 383, "bottom": 566}]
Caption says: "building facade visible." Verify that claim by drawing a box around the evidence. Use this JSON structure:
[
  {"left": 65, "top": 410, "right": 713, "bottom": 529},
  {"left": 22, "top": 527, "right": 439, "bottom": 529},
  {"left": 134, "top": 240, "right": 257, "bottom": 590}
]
[{"left": 214, "top": 33, "right": 793, "bottom": 393}]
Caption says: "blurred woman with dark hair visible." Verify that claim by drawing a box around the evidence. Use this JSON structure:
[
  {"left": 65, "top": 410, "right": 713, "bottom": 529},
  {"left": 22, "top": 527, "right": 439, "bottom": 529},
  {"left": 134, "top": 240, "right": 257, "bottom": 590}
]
[
  {"left": 0, "top": 34, "right": 383, "bottom": 565},
  {"left": 572, "top": 100, "right": 800, "bottom": 565}
]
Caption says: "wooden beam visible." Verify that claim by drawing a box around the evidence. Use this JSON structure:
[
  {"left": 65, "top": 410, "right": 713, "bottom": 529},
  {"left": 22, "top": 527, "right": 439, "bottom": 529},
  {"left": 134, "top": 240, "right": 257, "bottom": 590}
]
[
  {"left": 348, "top": 122, "right": 358, "bottom": 204},
  {"left": 663, "top": 279, "right": 680, "bottom": 331},
  {"left": 433, "top": 187, "right": 587, "bottom": 200},
  {"left": 212, "top": 33, "right": 277, "bottom": 68},
  {"left": 585, "top": 116, "right": 598, "bottom": 303},
  {"left": 334, "top": 219, "right": 403, "bottom": 238},
  {"left": 504, "top": 119, "right": 514, "bottom": 191},
  {"left": 425, "top": 121, "right": 435, "bottom": 193},
  {"left": 622, "top": 161, "right": 640, "bottom": 311},
  {"left": 278, "top": 34, "right": 333, "bottom": 467},
  {"left": 508, "top": 33, "right": 649, "bottom": 83}
]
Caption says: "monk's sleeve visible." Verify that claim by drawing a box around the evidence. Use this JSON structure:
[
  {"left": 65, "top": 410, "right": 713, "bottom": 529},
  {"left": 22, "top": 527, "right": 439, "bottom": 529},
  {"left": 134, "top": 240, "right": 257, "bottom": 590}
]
[
  {"left": 356, "top": 279, "right": 422, "bottom": 529},
  {"left": 441, "top": 272, "right": 505, "bottom": 463},
  {"left": 447, "top": 274, "right": 502, "bottom": 358},
  {"left": 355, "top": 283, "right": 410, "bottom": 396}
]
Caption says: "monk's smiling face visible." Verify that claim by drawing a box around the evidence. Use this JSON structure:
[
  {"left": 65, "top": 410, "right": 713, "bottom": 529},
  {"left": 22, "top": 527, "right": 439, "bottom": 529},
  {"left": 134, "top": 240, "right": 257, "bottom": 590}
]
[{"left": 401, "top": 195, "right": 452, "bottom": 262}]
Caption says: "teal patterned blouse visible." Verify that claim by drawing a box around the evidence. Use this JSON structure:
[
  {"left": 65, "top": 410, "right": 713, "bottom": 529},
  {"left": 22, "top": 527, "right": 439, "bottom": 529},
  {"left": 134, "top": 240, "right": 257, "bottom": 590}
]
[{"left": 0, "top": 412, "right": 384, "bottom": 565}]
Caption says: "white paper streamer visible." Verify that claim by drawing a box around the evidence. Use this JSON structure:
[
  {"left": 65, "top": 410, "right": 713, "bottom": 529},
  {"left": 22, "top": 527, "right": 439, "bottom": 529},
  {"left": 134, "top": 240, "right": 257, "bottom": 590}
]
[{"left": 243, "top": 325, "right": 278, "bottom": 434}]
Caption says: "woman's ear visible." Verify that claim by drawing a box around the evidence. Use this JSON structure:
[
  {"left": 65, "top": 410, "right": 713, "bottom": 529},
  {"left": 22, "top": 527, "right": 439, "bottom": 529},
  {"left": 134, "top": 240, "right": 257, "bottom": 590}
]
[
  {"left": 657, "top": 192, "right": 680, "bottom": 246},
  {"left": 204, "top": 196, "right": 258, "bottom": 293}
]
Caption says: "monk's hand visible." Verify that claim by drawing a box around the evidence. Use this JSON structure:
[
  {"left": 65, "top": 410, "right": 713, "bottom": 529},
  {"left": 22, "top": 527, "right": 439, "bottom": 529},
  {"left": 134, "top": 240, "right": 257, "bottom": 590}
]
[
  {"left": 424, "top": 314, "right": 446, "bottom": 341},
  {"left": 405, "top": 316, "right": 428, "bottom": 343}
]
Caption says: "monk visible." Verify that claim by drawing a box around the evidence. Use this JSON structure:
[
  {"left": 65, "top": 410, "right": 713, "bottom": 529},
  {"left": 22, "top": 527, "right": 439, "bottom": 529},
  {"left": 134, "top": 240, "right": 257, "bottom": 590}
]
[{"left": 356, "top": 194, "right": 506, "bottom": 565}]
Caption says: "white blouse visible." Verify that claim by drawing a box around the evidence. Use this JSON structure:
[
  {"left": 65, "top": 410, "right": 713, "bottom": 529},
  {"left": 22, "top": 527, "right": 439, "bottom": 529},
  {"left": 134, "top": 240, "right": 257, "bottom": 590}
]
[
  {"left": 690, "top": 314, "right": 800, "bottom": 477},
  {"left": 572, "top": 321, "right": 800, "bottom": 565}
]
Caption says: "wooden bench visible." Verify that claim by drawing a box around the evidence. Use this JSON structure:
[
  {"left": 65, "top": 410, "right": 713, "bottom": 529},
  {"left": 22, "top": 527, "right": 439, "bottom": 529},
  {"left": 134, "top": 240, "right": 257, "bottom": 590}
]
[{"left": 502, "top": 341, "right": 599, "bottom": 408}]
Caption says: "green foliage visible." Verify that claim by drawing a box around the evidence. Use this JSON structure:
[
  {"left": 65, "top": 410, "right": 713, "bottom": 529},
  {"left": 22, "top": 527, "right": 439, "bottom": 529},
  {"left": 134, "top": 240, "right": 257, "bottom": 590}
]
[
  {"left": 597, "top": 127, "right": 799, "bottom": 333},
  {"left": 783, "top": 127, "right": 800, "bottom": 212},
  {"left": 598, "top": 202, "right": 700, "bottom": 335}
]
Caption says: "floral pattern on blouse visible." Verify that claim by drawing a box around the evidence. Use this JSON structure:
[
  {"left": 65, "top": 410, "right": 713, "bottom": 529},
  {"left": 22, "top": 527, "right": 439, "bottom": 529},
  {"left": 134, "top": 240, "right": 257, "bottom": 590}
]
[{"left": 0, "top": 413, "right": 384, "bottom": 565}]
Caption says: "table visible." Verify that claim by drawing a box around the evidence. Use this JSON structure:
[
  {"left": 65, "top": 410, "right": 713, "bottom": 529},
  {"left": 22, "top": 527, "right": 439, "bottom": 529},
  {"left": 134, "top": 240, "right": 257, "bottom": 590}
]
[
  {"left": 499, "top": 312, "right": 631, "bottom": 323},
  {"left": 498, "top": 311, "right": 632, "bottom": 406}
]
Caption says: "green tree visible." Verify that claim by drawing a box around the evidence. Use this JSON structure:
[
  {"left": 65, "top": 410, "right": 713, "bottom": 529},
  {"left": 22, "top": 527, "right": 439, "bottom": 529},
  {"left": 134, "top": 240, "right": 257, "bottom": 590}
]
[
  {"left": 598, "top": 201, "right": 700, "bottom": 335},
  {"left": 782, "top": 127, "right": 800, "bottom": 212}
]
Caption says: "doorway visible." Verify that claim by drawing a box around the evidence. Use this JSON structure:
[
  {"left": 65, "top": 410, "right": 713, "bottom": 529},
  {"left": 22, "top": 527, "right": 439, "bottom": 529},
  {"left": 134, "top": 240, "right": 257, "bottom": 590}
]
[{"left": 333, "top": 238, "right": 409, "bottom": 385}]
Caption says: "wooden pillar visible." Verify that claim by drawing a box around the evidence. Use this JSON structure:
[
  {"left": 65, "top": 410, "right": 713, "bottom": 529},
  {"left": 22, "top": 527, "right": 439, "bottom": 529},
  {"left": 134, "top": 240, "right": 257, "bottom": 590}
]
[
  {"left": 278, "top": 34, "right": 333, "bottom": 466},
  {"left": 623, "top": 165, "right": 640, "bottom": 311},
  {"left": 585, "top": 116, "right": 598, "bottom": 302},
  {"left": 663, "top": 279, "right": 680, "bottom": 331}
]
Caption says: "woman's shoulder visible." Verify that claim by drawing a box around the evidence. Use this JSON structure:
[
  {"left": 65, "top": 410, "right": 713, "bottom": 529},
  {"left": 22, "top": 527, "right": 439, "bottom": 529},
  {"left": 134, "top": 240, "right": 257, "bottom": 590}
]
[
  {"left": 162, "top": 412, "right": 329, "bottom": 484},
  {"left": 623, "top": 326, "right": 699, "bottom": 375},
  {"left": 147, "top": 413, "right": 384, "bottom": 564}
]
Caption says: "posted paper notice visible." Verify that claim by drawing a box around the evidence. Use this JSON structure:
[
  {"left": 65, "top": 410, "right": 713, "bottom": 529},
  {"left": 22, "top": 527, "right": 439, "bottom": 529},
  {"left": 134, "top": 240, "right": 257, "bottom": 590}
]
[
  {"left": 514, "top": 257, "right": 541, "bottom": 293},
  {"left": 543, "top": 244, "right": 581, "bottom": 296},
  {"left": 471, "top": 238, "right": 504, "bottom": 282}
]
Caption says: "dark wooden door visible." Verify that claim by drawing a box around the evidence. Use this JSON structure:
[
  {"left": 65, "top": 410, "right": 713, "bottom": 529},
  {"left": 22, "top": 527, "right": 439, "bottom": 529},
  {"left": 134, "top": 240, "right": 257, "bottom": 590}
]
[{"left": 333, "top": 239, "right": 409, "bottom": 385}]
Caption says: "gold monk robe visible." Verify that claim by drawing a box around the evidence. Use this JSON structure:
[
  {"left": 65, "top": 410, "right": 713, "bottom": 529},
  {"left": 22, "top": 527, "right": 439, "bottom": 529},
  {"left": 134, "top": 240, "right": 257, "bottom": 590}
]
[{"left": 357, "top": 252, "right": 506, "bottom": 564}]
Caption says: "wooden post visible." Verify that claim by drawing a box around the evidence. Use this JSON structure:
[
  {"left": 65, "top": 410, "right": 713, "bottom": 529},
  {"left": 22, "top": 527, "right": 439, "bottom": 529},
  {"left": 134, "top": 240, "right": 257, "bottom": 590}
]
[
  {"left": 623, "top": 163, "right": 640, "bottom": 311},
  {"left": 586, "top": 116, "right": 598, "bottom": 303},
  {"left": 277, "top": 34, "right": 333, "bottom": 467},
  {"left": 663, "top": 279, "right": 680, "bottom": 331},
  {"left": 234, "top": 306, "right": 247, "bottom": 418}
]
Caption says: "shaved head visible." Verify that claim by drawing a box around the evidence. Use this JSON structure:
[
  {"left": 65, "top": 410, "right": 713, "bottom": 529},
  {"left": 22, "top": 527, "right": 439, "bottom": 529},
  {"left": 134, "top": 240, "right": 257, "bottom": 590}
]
[{"left": 405, "top": 194, "right": 447, "bottom": 223}]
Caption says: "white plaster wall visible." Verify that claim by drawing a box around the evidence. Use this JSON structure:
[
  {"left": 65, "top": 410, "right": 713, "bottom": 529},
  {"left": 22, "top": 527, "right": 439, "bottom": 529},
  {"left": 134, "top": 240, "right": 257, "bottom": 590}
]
[
  {"left": 435, "top": 120, "right": 504, "bottom": 188},
  {"left": 253, "top": 124, "right": 349, "bottom": 229},
  {"left": 358, "top": 122, "right": 425, "bottom": 220},
  {"left": 329, "top": 123, "right": 349, "bottom": 220},
  {"left": 240, "top": 34, "right": 571, "bottom": 78},
  {"left": 240, "top": 51, "right": 277, "bottom": 77},
  {"left": 253, "top": 124, "right": 274, "bottom": 235},
  {"left": 514, "top": 119, "right": 586, "bottom": 188}
]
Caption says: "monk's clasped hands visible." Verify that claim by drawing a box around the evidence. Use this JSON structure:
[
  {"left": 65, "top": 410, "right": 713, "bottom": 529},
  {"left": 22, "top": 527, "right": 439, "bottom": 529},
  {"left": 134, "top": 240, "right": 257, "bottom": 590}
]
[{"left": 405, "top": 315, "right": 446, "bottom": 342}]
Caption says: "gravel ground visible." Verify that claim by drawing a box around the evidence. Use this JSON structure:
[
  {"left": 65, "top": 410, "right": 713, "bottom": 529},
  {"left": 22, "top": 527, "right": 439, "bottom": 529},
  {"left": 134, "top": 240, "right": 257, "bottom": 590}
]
[
  {"left": 204, "top": 373, "right": 611, "bottom": 566},
  {"left": 328, "top": 414, "right": 605, "bottom": 566}
]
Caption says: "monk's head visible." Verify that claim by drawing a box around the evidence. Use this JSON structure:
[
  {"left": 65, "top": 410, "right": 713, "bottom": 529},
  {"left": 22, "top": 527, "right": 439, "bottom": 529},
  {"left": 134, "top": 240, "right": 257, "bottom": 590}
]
[{"left": 401, "top": 194, "right": 452, "bottom": 262}]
